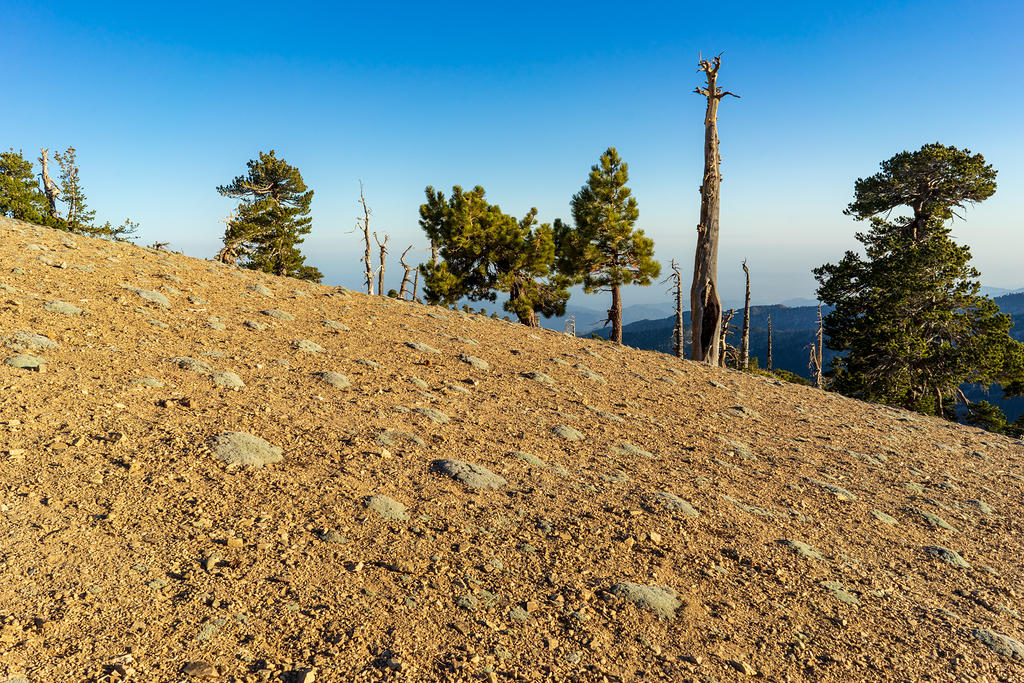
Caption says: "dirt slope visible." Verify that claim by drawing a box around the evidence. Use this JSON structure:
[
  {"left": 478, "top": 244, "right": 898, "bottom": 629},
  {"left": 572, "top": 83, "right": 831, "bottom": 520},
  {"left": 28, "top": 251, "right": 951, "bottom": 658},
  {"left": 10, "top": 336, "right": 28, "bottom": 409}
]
[{"left": 0, "top": 216, "right": 1022, "bottom": 683}]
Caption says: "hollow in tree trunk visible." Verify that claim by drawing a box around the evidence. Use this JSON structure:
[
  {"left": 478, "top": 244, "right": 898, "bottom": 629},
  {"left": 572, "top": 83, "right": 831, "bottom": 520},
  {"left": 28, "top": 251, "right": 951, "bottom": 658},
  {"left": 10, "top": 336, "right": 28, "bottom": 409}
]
[{"left": 689, "top": 54, "right": 738, "bottom": 365}]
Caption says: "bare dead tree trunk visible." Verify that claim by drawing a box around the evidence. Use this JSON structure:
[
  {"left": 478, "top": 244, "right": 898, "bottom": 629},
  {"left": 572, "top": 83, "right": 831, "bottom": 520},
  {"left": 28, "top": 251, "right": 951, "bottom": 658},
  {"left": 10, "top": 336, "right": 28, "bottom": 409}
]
[
  {"left": 215, "top": 211, "right": 240, "bottom": 265},
  {"left": 357, "top": 181, "right": 373, "bottom": 295},
  {"left": 565, "top": 314, "right": 576, "bottom": 337},
  {"left": 374, "top": 232, "right": 389, "bottom": 296},
  {"left": 690, "top": 53, "right": 739, "bottom": 366},
  {"left": 811, "top": 302, "right": 824, "bottom": 388},
  {"left": 412, "top": 269, "right": 420, "bottom": 303},
  {"left": 766, "top": 313, "right": 774, "bottom": 371},
  {"left": 38, "top": 148, "right": 62, "bottom": 219},
  {"left": 740, "top": 259, "right": 751, "bottom": 370},
  {"left": 719, "top": 308, "right": 735, "bottom": 368},
  {"left": 608, "top": 285, "right": 623, "bottom": 344},
  {"left": 661, "top": 259, "right": 684, "bottom": 358},
  {"left": 398, "top": 246, "right": 414, "bottom": 300}
]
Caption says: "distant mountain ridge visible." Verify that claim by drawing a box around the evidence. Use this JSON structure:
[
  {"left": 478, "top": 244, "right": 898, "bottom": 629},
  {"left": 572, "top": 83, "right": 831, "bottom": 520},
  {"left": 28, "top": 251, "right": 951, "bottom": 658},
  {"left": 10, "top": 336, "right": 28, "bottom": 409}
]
[{"left": 590, "top": 295, "right": 1024, "bottom": 421}]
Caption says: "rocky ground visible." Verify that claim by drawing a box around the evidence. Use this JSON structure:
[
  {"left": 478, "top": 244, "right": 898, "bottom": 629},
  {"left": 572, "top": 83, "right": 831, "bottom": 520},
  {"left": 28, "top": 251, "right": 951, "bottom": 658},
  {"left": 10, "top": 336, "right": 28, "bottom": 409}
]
[{"left": 0, "top": 216, "right": 1022, "bottom": 682}]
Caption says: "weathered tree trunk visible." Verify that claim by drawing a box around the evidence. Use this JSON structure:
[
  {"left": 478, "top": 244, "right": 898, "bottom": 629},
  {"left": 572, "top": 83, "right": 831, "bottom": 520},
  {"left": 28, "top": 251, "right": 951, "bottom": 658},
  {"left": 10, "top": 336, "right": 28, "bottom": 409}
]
[
  {"left": 374, "top": 232, "right": 389, "bottom": 296},
  {"left": 38, "top": 148, "right": 61, "bottom": 218},
  {"left": 673, "top": 261, "right": 684, "bottom": 357},
  {"left": 609, "top": 285, "right": 623, "bottom": 344},
  {"left": 812, "top": 302, "right": 824, "bottom": 388},
  {"left": 398, "top": 246, "right": 414, "bottom": 300},
  {"left": 719, "top": 308, "right": 735, "bottom": 368},
  {"left": 690, "top": 54, "right": 738, "bottom": 365},
  {"left": 412, "top": 270, "right": 420, "bottom": 303},
  {"left": 766, "top": 313, "right": 774, "bottom": 371},
  {"left": 430, "top": 241, "right": 437, "bottom": 266},
  {"left": 740, "top": 260, "right": 751, "bottom": 370},
  {"left": 358, "top": 181, "right": 373, "bottom": 295}
]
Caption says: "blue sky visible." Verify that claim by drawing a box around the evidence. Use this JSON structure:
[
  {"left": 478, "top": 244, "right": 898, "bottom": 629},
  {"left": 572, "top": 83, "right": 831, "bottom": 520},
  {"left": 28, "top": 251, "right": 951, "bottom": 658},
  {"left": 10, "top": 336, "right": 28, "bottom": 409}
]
[{"left": 4, "top": 0, "right": 1023, "bottom": 307}]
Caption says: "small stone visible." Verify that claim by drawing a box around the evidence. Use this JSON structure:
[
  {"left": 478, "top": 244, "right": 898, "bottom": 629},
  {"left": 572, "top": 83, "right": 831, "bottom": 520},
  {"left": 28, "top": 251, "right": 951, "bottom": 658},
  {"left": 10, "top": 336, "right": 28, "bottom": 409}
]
[
  {"left": 522, "top": 371, "right": 554, "bottom": 385},
  {"left": 459, "top": 354, "right": 490, "bottom": 371},
  {"left": 244, "top": 320, "right": 266, "bottom": 331},
  {"left": 119, "top": 285, "right": 171, "bottom": 308},
  {"left": 553, "top": 425, "right": 584, "bottom": 441},
  {"left": 608, "top": 582, "right": 681, "bottom": 620},
  {"left": 777, "top": 539, "right": 823, "bottom": 559},
  {"left": 209, "top": 432, "right": 283, "bottom": 467},
  {"left": 821, "top": 581, "right": 859, "bottom": 605},
  {"left": 641, "top": 492, "right": 699, "bottom": 517},
  {"left": 318, "top": 530, "right": 347, "bottom": 544},
  {"left": 972, "top": 628, "right": 1024, "bottom": 660},
  {"left": 170, "top": 357, "right": 213, "bottom": 373},
  {"left": 924, "top": 545, "right": 970, "bottom": 569},
  {"left": 44, "top": 300, "right": 84, "bottom": 316},
  {"left": 728, "top": 660, "right": 755, "bottom": 676},
  {"left": 7, "top": 331, "right": 57, "bottom": 350},
  {"left": 965, "top": 499, "right": 994, "bottom": 514},
  {"left": 456, "top": 594, "right": 479, "bottom": 611},
  {"left": 5, "top": 354, "right": 45, "bottom": 371},
  {"left": 614, "top": 442, "right": 656, "bottom": 459},
  {"left": 433, "top": 459, "right": 507, "bottom": 490},
  {"left": 182, "top": 661, "right": 219, "bottom": 677},
  {"left": 870, "top": 509, "right": 899, "bottom": 525},
  {"left": 917, "top": 509, "right": 957, "bottom": 532},
  {"left": 365, "top": 494, "right": 409, "bottom": 520},
  {"left": 511, "top": 451, "right": 548, "bottom": 468},
  {"left": 293, "top": 339, "right": 325, "bottom": 353},
  {"left": 212, "top": 371, "right": 244, "bottom": 388},
  {"left": 261, "top": 308, "right": 294, "bottom": 321},
  {"left": 317, "top": 372, "right": 351, "bottom": 389},
  {"left": 405, "top": 341, "right": 440, "bottom": 354},
  {"left": 413, "top": 407, "right": 449, "bottom": 424},
  {"left": 323, "top": 320, "right": 350, "bottom": 331}
]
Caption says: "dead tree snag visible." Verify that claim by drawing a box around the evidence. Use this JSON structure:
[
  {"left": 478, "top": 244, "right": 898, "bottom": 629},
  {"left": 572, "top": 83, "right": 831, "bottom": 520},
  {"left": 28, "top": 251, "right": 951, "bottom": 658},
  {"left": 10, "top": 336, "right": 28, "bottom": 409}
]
[{"left": 690, "top": 53, "right": 739, "bottom": 365}]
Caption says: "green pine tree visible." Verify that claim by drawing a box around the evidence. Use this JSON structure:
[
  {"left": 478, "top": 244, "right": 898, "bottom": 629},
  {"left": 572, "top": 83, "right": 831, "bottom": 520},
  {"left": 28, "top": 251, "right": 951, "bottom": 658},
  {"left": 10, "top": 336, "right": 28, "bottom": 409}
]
[
  {"left": 49, "top": 147, "right": 138, "bottom": 240},
  {"left": 418, "top": 185, "right": 569, "bottom": 326},
  {"left": 556, "top": 147, "right": 660, "bottom": 344},
  {"left": 0, "top": 149, "right": 50, "bottom": 225},
  {"left": 217, "top": 150, "right": 322, "bottom": 282},
  {"left": 814, "top": 143, "right": 1024, "bottom": 420}
]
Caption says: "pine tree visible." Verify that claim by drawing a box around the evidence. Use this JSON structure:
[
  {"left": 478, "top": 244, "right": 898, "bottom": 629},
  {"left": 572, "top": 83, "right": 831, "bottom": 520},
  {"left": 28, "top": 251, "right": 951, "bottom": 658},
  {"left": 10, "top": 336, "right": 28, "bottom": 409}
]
[
  {"left": 217, "top": 150, "right": 321, "bottom": 282},
  {"left": 814, "top": 143, "right": 1024, "bottom": 418},
  {"left": 419, "top": 185, "right": 569, "bottom": 325},
  {"left": 52, "top": 147, "right": 96, "bottom": 233},
  {"left": 0, "top": 149, "right": 50, "bottom": 224},
  {"left": 49, "top": 147, "right": 137, "bottom": 240},
  {"left": 556, "top": 147, "right": 660, "bottom": 343}
]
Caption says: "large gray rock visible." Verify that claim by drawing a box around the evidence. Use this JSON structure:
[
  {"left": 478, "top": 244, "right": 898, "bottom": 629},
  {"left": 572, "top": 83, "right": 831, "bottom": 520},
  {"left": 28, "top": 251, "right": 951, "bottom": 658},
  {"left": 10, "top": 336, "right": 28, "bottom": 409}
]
[
  {"left": 433, "top": 459, "right": 507, "bottom": 490},
  {"left": 609, "top": 582, "right": 681, "bottom": 620},
  {"left": 209, "top": 432, "right": 283, "bottom": 467}
]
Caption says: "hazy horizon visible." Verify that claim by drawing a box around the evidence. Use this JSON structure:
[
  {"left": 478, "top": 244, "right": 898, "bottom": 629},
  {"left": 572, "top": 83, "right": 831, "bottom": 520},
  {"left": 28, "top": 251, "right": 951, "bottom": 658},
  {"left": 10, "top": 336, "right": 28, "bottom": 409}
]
[{"left": 5, "top": 1, "right": 1022, "bottom": 305}]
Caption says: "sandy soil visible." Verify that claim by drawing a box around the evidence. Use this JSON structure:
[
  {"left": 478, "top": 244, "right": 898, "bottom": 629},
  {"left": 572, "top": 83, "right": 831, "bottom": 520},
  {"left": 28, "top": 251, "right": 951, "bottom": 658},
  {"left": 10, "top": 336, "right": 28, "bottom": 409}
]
[{"left": 0, "top": 216, "right": 1022, "bottom": 682}]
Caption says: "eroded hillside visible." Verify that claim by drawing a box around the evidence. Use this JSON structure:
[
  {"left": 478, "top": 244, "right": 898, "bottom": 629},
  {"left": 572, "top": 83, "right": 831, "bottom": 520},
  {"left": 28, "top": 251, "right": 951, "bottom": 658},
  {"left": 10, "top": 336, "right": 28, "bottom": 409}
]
[{"left": 0, "top": 217, "right": 1022, "bottom": 682}]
